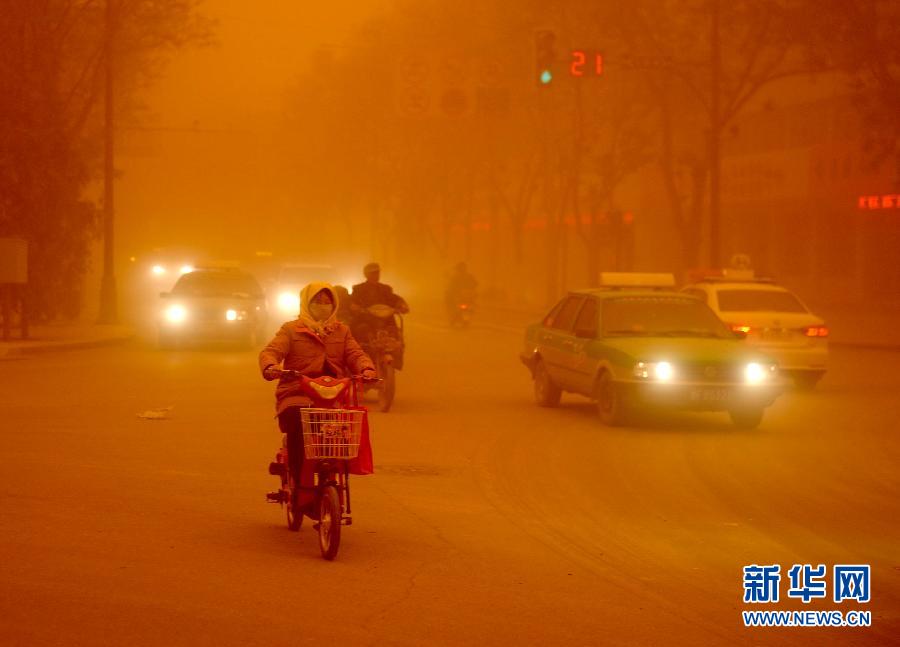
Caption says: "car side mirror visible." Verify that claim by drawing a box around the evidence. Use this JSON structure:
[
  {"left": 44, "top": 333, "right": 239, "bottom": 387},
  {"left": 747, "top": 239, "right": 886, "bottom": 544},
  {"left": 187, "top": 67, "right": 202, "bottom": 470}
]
[
  {"left": 575, "top": 327, "right": 596, "bottom": 339},
  {"left": 733, "top": 330, "right": 747, "bottom": 340}
]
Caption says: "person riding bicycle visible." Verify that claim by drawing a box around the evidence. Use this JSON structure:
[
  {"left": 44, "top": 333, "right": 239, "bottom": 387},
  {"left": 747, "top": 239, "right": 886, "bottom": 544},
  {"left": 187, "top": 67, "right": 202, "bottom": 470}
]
[
  {"left": 349, "top": 262, "right": 409, "bottom": 369},
  {"left": 259, "top": 283, "right": 376, "bottom": 487}
]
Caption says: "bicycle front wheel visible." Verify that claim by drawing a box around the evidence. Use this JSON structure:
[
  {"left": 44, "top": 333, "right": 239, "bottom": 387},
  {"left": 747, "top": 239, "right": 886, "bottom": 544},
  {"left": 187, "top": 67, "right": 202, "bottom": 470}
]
[
  {"left": 378, "top": 363, "right": 395, "bottom": 412},
  {"left": 285, "top": 486, "right": 303, "bottom": 532},
  {"left": 318, "top": 485, "right": 341, "bottom": 560}
]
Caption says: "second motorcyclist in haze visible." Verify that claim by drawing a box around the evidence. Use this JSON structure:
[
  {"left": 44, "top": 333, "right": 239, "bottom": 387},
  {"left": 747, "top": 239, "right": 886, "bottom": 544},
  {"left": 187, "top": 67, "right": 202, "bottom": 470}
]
[
  {"left": 349, "top": 262, "right": 409, "bottom": 368},
  {"left": 259, "top": 282, "right": 376, "bottom": 485},
  {"left": 349, "top": 262, "right": 409, "bottom": 314}
]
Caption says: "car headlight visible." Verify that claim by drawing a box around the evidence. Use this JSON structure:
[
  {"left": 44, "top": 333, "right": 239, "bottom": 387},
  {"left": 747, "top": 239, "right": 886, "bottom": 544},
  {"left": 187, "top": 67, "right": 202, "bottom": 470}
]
[
  {"left": 179, "top": 265, "right": 194, "bottom": 275},
  {"left": 634, "top": 361, "right": 675, "bottom": 381},
  {"left": 164, "top": 304, "right": 187, "bottom": 324},
  {"left": 151, "top": 264, "right": 166, "bottom": 277},
  {"left": 745, "top": 362, "right": 776, "bottom": 384},
  {"left": 225, "top": 309, "right": 248, "bottom": 321},
  {"left": 277, "top": 292, "right": 300, "bottom": 314}
]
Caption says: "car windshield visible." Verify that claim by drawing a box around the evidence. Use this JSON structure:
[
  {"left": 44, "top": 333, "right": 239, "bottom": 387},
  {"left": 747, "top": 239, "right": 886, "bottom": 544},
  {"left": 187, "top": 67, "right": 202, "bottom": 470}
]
[
  {"left": 172, "top": 271, "right": 262, "bottom": 298},
  {"left": 717, "top": 289, "right": 807, "bottom": 313},
  {"left": 602, "top": 297, "right": 732, "bottom": 338}
]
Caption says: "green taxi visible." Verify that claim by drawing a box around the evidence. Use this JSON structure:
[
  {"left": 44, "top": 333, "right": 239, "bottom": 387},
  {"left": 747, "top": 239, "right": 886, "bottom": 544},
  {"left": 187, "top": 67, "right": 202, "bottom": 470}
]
[{"left": 520, "top": 274, "right": 784, "bottom": 428}]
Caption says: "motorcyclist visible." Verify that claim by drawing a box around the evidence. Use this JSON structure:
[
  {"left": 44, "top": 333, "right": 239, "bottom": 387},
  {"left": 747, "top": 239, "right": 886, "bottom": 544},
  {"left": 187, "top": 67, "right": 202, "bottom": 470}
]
[
  {"left": 350, "top": 262, "right": 409, "bottom": 313},
  {"left": 259, "top": 282, "right": 376, "bottom": 487},
  {"left": 445, "top": 261, "right": 478, "bottom": 318},
  {"left": 350, "top": 262, "right": 409, "bottom": 369}
]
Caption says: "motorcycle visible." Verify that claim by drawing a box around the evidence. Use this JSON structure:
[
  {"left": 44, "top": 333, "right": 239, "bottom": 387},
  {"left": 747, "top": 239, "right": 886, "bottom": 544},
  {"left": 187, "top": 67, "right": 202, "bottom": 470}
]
[
  {"left": 447, "top": 288, "right": 476, "bottom": 329},
  {"left": 266, "top": 370, "right": 374, "bottom": 560},
  {"left": 448, "top": 301, "right": 474, "bottom": 328},
  {"left": 357, "top": 304, "right": 403, "bottom": 412}
]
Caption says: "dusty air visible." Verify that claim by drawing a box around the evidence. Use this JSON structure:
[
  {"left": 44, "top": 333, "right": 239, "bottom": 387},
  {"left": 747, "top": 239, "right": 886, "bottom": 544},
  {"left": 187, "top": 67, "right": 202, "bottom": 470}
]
[{"left": 1, "top": 1, "right": 898, "bottom": 645}]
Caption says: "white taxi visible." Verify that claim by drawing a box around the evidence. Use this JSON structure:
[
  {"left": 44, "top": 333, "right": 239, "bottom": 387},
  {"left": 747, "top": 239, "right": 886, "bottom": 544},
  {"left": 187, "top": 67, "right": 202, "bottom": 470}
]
[{"left": 681, "top": 270, "right": 828, "bottom": 389}]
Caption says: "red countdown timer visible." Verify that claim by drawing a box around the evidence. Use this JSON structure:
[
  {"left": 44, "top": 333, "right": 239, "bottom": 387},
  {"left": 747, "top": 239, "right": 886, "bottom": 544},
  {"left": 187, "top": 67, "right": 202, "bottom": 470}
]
[{"left": 570, "top": 51, "right": 604, "bottom": 77}]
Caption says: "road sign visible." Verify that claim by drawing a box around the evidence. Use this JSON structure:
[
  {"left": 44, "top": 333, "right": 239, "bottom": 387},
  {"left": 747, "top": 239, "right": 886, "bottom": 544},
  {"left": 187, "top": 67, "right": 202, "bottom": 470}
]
[{"left": 396, "top": 55, "right": 431, "bottom": 117}]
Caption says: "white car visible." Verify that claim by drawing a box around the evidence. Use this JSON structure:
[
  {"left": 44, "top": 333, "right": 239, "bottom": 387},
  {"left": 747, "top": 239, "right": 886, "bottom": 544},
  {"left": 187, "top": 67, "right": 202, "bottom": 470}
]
[
  {"left": 681, "top": 273, "right": 828, "bottom": 389},
  {"left": 158, "top": 268, "right": 268, "bottom": 348}
]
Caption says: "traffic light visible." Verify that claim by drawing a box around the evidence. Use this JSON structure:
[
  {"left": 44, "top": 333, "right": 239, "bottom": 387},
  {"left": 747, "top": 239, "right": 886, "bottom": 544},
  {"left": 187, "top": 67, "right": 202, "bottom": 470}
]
[{"left": 534, "top": 30, "right": 556, "bottom": 87}]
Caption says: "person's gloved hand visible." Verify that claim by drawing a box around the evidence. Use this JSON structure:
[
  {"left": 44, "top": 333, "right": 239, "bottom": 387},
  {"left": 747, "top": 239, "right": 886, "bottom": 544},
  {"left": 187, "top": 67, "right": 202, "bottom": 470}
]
[
  {"left": 263, "top": 365, "right": 281, "bottom": 381},
  {"left": 361, "top": 368, "right": 377, "bottom": 381}
]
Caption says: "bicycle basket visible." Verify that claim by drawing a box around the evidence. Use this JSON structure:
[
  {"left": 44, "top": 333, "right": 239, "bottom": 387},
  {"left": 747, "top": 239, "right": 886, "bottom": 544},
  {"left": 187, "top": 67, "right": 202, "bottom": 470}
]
[{"left": 300, "top": 408, "right": 364, "bottom": 460}]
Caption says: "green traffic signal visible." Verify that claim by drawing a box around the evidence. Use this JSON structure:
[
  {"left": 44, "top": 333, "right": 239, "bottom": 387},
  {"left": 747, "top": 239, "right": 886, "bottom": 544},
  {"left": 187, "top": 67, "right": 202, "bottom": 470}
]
[{"left": 535, "top": 29, "right": 556, "bottom": 88}]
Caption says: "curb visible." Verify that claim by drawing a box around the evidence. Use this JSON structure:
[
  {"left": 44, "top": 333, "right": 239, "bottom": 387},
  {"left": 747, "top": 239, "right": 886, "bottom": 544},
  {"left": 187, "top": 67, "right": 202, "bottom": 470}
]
[{"left": 0, "top": 333, "right": 135, "bottom": 359}]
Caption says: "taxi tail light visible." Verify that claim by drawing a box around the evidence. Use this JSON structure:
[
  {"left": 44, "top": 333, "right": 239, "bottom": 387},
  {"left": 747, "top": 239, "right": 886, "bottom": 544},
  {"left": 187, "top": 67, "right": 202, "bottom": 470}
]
[
  {"left": 729, "top": 323, "right": 753, "bottom": 334},
  {"left": 803, "top": 325, "right": 829, "bottom": 338}
]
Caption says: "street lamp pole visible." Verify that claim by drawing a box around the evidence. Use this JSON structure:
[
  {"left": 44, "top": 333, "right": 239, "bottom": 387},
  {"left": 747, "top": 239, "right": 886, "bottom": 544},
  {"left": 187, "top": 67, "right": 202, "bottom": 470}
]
[
  {"left": 709, "top": 0, "right": 722, "bottom": 268},
  {"left": 98, "top": 0, "right": 118, "bottom": 324}
]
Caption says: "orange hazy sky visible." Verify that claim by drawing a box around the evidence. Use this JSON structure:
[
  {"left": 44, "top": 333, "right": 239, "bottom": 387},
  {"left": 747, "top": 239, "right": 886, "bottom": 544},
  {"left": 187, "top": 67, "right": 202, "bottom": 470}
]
[
  {"left": 145, "top": 0, "right": 384, "bottom": 130},
  {"left": 116, "top": 0, "right": 386, "bottom": 257}
]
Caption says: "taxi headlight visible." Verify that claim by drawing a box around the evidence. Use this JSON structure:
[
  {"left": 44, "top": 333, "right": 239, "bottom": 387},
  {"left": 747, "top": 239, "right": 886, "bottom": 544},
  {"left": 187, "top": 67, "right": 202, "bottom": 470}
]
[
  {"left": 164, "top": 304, "right": 187, "bottom": 324},
  {"left": 277, "top": 292, "right": 300, "bottom": 314},
  {"left": 744, "top": 362, "right": 774, "bottom": 384},
  {"left": 654, "top": 361, "right": 674, "bottom": 381},
  {"left": 634, "top": 361, "right": 675, "bottom": 381}
]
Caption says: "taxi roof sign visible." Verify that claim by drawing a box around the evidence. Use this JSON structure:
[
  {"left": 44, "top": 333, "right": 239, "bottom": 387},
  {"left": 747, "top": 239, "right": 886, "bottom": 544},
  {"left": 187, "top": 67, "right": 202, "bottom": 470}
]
[
  {"left": 686, "top": 267, "right": 774, "bottom": 284},
  {"left": 722, "top": 268, "right": 755, "bottom": 280},
  {"left": 598, "top": 272, "right": 675, "bottom": 288}
]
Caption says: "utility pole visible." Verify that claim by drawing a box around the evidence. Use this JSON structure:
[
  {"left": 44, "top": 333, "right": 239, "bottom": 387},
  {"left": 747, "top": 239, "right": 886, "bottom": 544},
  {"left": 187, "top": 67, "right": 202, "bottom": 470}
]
[
  {"left": 709, "top": 0, "right": 722, "bottom": 268},
  {"left": 98, "top": 0, "right": 118, "bottom": 324}
]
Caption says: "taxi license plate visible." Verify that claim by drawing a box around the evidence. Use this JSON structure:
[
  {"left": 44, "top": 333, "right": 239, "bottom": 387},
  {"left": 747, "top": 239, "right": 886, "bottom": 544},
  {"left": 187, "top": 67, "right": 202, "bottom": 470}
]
[
  {"left": 761, "top": 328, "right": 791, "bottom": 341},
  {"left": 690, "top": 387, "right": 730, "bottom": 402}
]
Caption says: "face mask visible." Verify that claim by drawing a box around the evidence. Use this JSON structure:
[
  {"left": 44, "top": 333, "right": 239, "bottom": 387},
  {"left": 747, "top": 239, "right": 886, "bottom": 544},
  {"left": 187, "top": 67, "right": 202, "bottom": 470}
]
[{"left": 309, "top": 303, "right": 333, "bottom": 322}]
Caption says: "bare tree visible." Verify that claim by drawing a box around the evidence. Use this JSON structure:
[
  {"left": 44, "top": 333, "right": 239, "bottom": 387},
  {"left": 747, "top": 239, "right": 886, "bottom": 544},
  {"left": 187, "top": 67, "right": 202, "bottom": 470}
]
[
  {"left": 609, "top": 0, "right": 820, "bottom": 268},
  {"left": 804, "top": 0, "right": 900, "bottom": 176},
  {"left": 0, "top": 0, "right": 211, "bottom": 319}
]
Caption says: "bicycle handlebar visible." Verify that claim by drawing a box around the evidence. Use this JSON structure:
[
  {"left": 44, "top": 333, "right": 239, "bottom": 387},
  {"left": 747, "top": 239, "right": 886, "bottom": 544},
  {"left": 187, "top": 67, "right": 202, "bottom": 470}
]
[{"left": 271, "top": 368, "right": 381, "bottom": 383}]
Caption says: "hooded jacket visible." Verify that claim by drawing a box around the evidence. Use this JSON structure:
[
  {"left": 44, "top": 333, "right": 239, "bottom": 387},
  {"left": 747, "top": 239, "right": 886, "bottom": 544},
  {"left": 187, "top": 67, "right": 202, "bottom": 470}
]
[{"left": 259, "top": 282, "right": 375, "bottom": 414}]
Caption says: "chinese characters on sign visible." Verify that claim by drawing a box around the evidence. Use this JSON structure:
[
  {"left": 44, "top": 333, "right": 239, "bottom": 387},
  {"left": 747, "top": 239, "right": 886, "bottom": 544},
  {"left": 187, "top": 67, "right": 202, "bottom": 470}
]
[{"left": 858, "top": 194, "right": 900, "bottom": 209}]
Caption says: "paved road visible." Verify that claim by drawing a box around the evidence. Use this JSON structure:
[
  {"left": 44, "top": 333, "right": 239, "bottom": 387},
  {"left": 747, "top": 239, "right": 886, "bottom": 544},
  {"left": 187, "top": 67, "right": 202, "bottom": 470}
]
[{"left": 1, "top": 317, "right": 898, "bottom": 646}]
